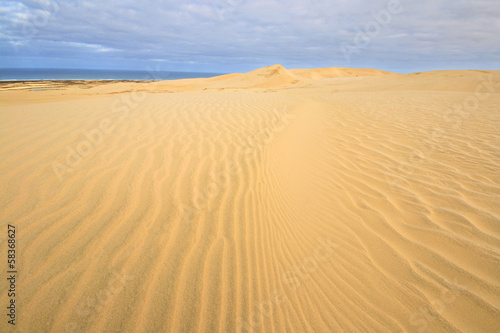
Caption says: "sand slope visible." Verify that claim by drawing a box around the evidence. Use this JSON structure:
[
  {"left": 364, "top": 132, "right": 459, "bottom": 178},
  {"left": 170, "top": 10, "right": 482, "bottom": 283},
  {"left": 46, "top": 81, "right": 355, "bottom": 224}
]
[
  {"left": 202, "top": 64, "right": 300, "bottom": 89},
  {"left": 0, "top": 66, "right": 499, "bottom": 333},
  {"left": 289, "top": 67, "right": 392, "bottom": 79}
]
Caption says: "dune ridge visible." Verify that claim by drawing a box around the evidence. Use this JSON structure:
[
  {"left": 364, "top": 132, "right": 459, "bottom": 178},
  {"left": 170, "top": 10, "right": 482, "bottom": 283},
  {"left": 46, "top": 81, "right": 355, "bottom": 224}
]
[
  {"left": 289, "top": 67, "right": 393, "bottom": 79},
  {"left": 0, "top": 65, "right": 499, "bottom": 332}
]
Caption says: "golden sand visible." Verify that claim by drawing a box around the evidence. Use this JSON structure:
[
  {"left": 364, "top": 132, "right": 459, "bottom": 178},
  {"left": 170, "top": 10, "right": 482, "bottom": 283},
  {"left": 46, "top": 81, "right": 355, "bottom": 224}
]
[{"left": 0, "top": 65, "right": 499, "bottom": 332}]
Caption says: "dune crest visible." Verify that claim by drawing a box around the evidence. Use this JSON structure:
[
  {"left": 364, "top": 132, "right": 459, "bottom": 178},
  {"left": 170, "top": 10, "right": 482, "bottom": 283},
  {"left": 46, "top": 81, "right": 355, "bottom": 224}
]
[
  {"left": 290, "top": 67, "right": 393, "bottom": 79},
  {"left": 204, "top": 64, "right": 300, "bottom": 89}
]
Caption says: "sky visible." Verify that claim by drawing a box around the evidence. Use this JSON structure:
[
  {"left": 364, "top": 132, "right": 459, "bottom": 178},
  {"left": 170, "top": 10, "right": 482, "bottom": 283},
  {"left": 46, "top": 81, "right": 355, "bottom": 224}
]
[{"left": 0, "top": 0, "right": 499, "bottom": 74}]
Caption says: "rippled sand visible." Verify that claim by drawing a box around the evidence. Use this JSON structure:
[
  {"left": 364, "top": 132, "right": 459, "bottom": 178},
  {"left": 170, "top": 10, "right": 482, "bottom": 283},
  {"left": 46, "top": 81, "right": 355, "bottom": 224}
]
[{"left": 1, "top": 65, "right": 499, "bottom": 332}]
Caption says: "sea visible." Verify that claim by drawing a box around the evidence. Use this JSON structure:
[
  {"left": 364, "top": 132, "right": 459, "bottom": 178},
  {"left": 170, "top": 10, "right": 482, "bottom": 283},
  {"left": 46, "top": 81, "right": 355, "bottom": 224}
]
[{"left": 0, "top": 68, "right": 224, "bottom": 81}]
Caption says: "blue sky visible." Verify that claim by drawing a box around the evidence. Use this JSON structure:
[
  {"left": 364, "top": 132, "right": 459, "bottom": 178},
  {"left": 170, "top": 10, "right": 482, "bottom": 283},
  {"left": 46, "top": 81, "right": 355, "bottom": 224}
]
[{"left": 1, "top": 0, "right": 499, "bottom": 73}]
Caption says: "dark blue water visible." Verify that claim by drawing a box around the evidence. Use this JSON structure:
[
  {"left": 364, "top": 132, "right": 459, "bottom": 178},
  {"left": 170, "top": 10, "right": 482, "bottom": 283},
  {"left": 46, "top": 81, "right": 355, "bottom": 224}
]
[{"left": 0, "top": 68, "right": 224, "bottom": 81}]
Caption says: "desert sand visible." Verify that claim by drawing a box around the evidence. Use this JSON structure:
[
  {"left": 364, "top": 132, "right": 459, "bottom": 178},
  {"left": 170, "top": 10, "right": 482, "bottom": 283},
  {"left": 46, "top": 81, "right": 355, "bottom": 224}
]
[{"left": 0, "top": 65, "right": 499, "bottom": 332}]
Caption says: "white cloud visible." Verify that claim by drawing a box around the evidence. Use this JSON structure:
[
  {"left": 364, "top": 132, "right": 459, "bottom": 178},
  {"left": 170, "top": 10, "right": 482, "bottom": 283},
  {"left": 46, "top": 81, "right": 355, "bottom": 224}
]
[{"left": 0, "top": 0, "right": 499, "bottom": 72}]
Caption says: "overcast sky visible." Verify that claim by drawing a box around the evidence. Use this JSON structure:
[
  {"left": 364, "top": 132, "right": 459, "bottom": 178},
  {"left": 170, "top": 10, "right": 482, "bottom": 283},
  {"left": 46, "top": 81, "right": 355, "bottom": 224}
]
[{"left": 1, "top": 0, "right": 499, "bottom": 73}]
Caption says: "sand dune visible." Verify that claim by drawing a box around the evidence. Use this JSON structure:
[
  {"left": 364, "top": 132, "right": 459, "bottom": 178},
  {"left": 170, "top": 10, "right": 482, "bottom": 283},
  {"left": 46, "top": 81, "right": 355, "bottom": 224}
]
[
  {"left": 289, "top": 67, "right": 392, "bottom": 79},
  {"left": 0, "top": 65, "right": 499, "bottom": 332},
  {"left": 201, "top": 64, "right": 300, "bottom": 89}
]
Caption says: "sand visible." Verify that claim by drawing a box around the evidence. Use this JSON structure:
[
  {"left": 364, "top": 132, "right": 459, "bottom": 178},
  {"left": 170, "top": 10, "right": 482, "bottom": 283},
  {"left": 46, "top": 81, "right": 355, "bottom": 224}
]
[{"left": 0, "top": 65, "right": 499, "bottom": 332}]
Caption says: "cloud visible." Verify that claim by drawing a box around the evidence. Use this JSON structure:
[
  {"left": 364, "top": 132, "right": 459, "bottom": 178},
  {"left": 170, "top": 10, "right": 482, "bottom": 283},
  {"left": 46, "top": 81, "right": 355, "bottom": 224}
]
[{"left": 0, "top": 0, "right": 499, "bottom": 72}]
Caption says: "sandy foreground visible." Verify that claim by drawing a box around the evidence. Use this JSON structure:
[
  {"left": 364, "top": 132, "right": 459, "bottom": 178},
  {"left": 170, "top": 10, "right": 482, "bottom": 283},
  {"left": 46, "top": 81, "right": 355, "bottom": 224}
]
[{"left": 0, "top": 65, "right": 499, "bottom": 332}]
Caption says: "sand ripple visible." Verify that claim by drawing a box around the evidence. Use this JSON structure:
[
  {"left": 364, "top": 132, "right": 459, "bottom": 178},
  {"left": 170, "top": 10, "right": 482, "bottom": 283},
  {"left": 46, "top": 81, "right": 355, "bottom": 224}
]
[{"left": 0, "top": 69, "right": 499, "bottom": 332}]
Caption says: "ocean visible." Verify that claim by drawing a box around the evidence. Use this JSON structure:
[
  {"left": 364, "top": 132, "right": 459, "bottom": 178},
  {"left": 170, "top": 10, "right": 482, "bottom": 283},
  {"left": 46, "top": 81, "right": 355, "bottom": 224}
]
[{"left": 0, "top": 68, "right": 224, "bottom": 81}]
